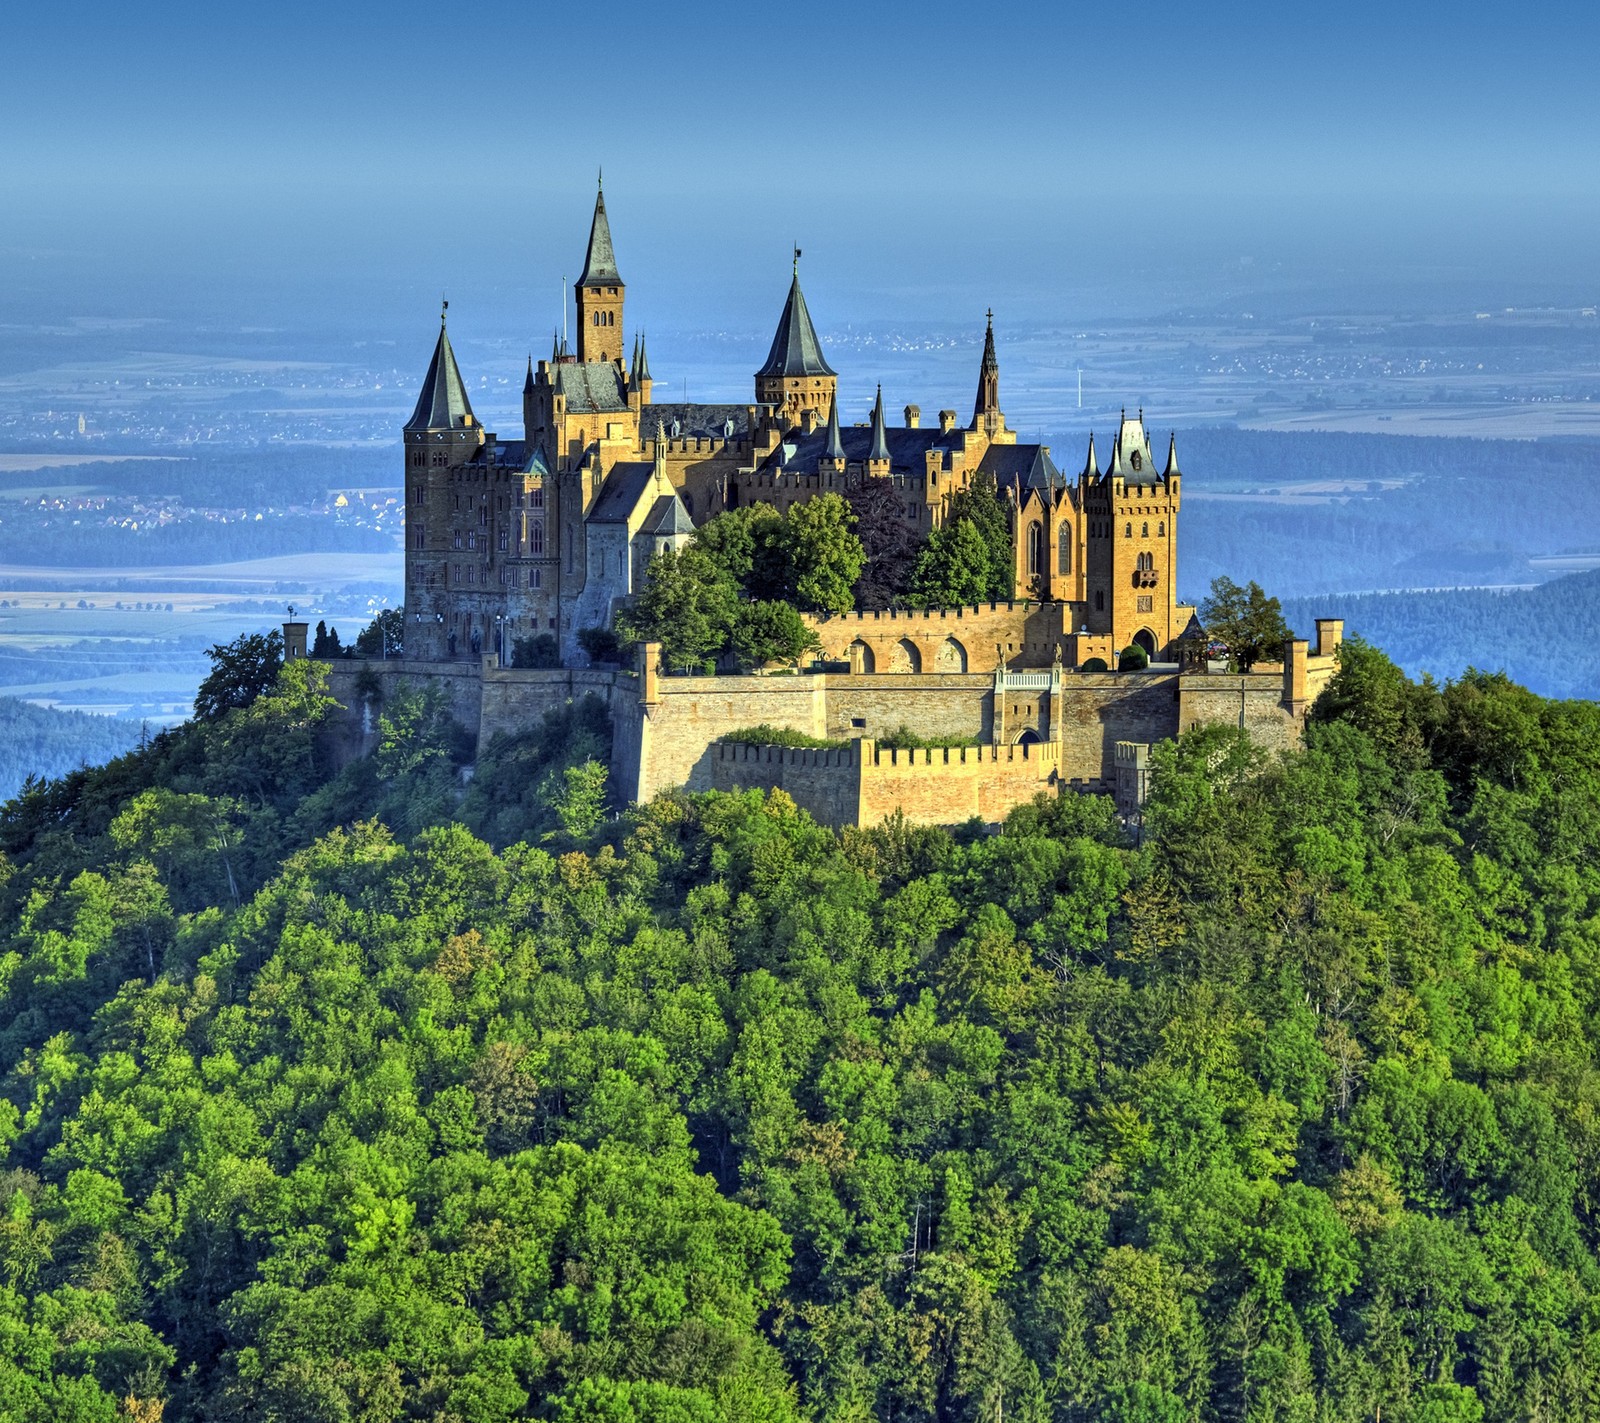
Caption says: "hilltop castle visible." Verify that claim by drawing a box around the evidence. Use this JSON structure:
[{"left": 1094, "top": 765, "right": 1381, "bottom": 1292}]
[
  {"left": 314, "top": 182, "right": 1339, "bottom": 830},
  {"left": 402, "top": 182, "right": 1193, "bottom": 669}
]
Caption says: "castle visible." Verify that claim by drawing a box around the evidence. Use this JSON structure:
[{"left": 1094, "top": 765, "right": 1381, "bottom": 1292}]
[
  {"left": 403, "top": 181, "right": 1193, "bottom": 670},
  {"left": 321, "top": 183, "right": 1340, "bottom": 829}
]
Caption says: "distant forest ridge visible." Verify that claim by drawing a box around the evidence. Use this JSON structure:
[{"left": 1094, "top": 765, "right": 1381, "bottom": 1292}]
[
  {"left": 1284, "top": 569, "right": 1600, "bottom": 701},
  {"left": 0, "top": 696, "right": 144, "bottom": 801},
  {"left": 1174, "top": 428, "right": 1600, "bottom": 599}
]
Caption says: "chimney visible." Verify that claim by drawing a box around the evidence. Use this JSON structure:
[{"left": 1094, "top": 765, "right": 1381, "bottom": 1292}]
[
  {"left": 938, "top": 409, "right": 957, "bottom": 433},
  {"left": 1314, "top": 618, "right": 1344, "bottom": 659},
  {"left": 904, "top": 404, "right": 921, "bottom": 428}
]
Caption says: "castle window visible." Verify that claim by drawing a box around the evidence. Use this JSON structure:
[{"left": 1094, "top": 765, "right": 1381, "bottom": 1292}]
[
  {"left": 453, "top": 531, "right": 462, "bottom": 549},
  {"left": 1058, "top": 525, "right": 1072, "bottom": 574},
  {"left": 412, "top": 527, "right": 425, "bottom": 550},
  {"left": 1125, "top": 523, "right": 1132, "bottom": 538},
  {"left": 1142, "top": 521, "right": 1149, "bottom": 537},
  {"left": 467, "top": 531, "right": 476, "bottom": 550},
  {"left": 532, "top": 487, "right": 544, "bottom": 508},
  {"left": 532, "top": 568, "right": 541, "bottom": 589},
  {"left": 1159, "top": 521, "right": 1165, "bottom": 537},
  {"left": 498, "top": 529, "right": 509, "bottom": 552},
  {"left": 1027, "top": 523, "right": 1042, "bottom": 577},
  {"left": 453, "top": 494, "right": 460, "bottom": 510},
  {"left": 1095, "top": 591, "right": 1105, "bottom": 611},
  {"left": 530, "top": 519, "right": 544, "bottom": 554}
]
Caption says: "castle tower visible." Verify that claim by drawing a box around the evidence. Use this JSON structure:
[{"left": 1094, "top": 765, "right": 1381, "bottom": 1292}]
[
  {"left": 403, "top": 306, "right": 486, "bottom": 659},
  {"left": 1082, "top": 411, "right": 1182, "bottom": 659},
  {"left": 575, "top": 177, "right": 624, "bottom": 365},
  {"left": 973, "top": 310, "right": 1000, "bottom": 431},
  {"left": 755, "top": 253, "right": 836, "bottom": 430}
]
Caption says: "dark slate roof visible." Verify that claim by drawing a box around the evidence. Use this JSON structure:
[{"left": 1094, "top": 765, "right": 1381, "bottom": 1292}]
[
  {"left": 979, "top": 443, "right": 1062, "bottom": 493},
  {"left": 405, "top": 321, "right": 475, "bottom": 431},
  {"left": 640, "top": 493, "right": 695, "bottom": 536},
  {"left": 555, "top": 362, "right": 629, "bottom": 414},
  {"left": 578, "top": 188, "right": 621, "bottom": 287},
  {"left": 643, "top": 402, "right": 750, "bottom": 440},
  {"left": 635, "top": 332, "right": 652, "bottom": 382},
  {"left": 823, "top": 395, "right": 845, "bottom": 461},
  {"left": 462, "top": 440, "right": 550, "bottom": 475},
  {"left": 758, "top": 424, "right": 953, "bottom": 477},
  {"left": 1179, "top": 612, "right": 1206, "bottom": 642},
  {"left": 868, "top": 387, "right": 890, "bottom": 462},
  {"left": 588, "top": 462, "right": 655, "bottom": 523},
  {"left": 755, "top": 275, "right": 835, "bottom": 379}
]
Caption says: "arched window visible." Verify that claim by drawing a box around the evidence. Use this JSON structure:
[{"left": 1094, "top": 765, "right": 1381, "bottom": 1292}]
[
  {"left": 1159, "top": 521, "right": 1165, "bottom": 537},
  {"left": 1125, "top": 523, "right": 1132, "bottom": 538},
  {"left": 1142, "top": 521, "right": 1149, "bottom": 537},
  {"left": 529, "top": 519, "right": 544, "bottom": 554},
  {"left": 498, "top": 528, "right": 509, "bottom": 552},
  {"left": 1058, "top": 523, "right": 1072, "bottom": 574},
  {"left": 1027, "top": 523, "right": 1043, "bottom": 576}
]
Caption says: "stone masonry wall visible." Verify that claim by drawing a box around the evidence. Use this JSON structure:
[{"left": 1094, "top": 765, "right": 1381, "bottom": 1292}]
[{"left": 806, "top": 602, "right": 1069, "bottom": 673}]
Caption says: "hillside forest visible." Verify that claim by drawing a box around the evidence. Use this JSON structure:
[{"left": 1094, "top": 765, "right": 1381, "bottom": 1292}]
[{"left": 2, "top": 623, "right": 1600, "bottom": 1419}]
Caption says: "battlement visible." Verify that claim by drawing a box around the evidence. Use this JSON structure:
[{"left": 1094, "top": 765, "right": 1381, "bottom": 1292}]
[{"left": 812, "top": 600, "right": 1039, "bottom": 626}]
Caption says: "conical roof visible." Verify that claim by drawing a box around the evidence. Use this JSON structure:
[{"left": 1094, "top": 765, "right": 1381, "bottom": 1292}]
[
  {"left": 635, "top": 330, "right": 652, "bottom": 382},
  {"left": 756, "top": 274, "right": 836, "bottom": 379},
  {"left": 523, "top": 356, "right": 534, "bottom": 396},
  {"left": 405, "top": 317, "right": 475, "bottom": 431},
  {"left": 868, "top": 385, "right": 889, "bottom": 462},
  {"left": 578, "top": 185, "right": 621, "bottom": 287},
  {"left": 1164, "top": 432, "right": 1181, "bottom": 478},
  {"left": 1081, "top": 433, "right": 1099, "bottom": 480},
  {"left": 824, "top": 393, "right": 845, "bottom": 461}
]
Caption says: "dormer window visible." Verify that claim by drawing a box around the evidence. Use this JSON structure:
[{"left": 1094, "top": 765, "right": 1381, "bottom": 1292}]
[{"left": 1130, "top": 450, "right": 1142, "bottom": 471}]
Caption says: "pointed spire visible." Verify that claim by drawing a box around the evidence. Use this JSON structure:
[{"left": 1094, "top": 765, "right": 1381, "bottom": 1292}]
[
  {"left": 824, "top": 393, "right": 845, "bottom": 462},
  {"left": 635, "top": 329, "right": 651, "bottom": 382},
  {"left": 578, "top": 180, "right": 621, "bottom": 286},
  {"left": 1164, "top": 432, "right": 1180, "bottom": 478},
  {"left": 654, "top": 420, "right": 667, "bottom": 481},
  {"left": 524, "top": 354, "right": 534, "bottom": 395},
  {"left": 1081, "top": 433, "right": 1099, "bottom": 480},
  {"left": 869, "top": 385, "right": 889, "bottom": 463},
  {"left": 973, "top": 308, "right": 1000, "bottom": 422},
  {"left": 756, "top": 271, "right": 835, "bottom": 378},
  {"left": 405, "top": 316, "right": 475, "bottom": 431},
  {"left": 551, "top": 329, "right": 561, "bottom": 363},
  {"left": 631, "top": 332, "right": 640, "bottom": 373}
]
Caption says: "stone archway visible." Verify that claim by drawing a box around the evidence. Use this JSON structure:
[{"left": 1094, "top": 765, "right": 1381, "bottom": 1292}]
[
  {"left": 1016, "top": 728, "right": 1042, "bottom": 745},
  {"left": 887, "top": 638, "right": 921, "bottom": 674},
  {"left": 1133, "top": 628, "right": 1158, "bottom": 659},
  {"left": 849, "top": 639, "right": 875, "bottom": 674},
  {"left": 934, "top": 636, "right": 967, "bottom": 673}
]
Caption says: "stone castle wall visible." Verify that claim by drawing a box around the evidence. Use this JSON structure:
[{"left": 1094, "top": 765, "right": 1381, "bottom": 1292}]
[
  {"left": 709, "top": 738, "right": 1063, "bottom": 829},
  {"left": 805, "top": 602, "right": 1070, "bottom": 673},
  {"left": 312, "top": 625, "right": 1340, "bottom": 828}
]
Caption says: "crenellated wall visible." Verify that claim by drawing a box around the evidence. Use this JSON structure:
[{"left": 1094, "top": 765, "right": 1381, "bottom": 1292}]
[{"left": 805, "top": 601, "right": 1070, "bottom": 673}]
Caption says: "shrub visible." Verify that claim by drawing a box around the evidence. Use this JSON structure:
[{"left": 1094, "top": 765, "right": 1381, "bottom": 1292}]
[
  {"left": 513, "top": 633, "right": 561, "bottom": 669},
  {"left": 876, "top": 724, "right": 980, "bottom": 750},
  {"left": 720, "top": 725, "right": 848, "bottom": 749},
  {"left": 1119, "top": 643, "right": 1150, "bottom": 670},
  {"left": 577, "top": 626, "right": 621, "bottom": 664},
  {"left": 1080, "top": 656, "right": 1109, "bottom": 673}
]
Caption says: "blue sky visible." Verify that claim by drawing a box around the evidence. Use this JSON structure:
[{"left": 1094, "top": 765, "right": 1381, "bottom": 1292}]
[{"left": 5, "top": 0, "right": 1599, "bottom": 331}]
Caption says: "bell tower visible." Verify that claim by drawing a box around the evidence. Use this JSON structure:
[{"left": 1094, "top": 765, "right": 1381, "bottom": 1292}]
[{"left": 575, "top": 175, "right": 624, "bottom": 365}]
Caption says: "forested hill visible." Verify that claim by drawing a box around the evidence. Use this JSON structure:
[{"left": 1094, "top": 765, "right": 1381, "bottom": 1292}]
[
  {"left": 3, "top": 643, "right": 1600, "bottom": 1420},
  {"left": 0, "top": 696, "right": 144, "bottom": 800},
  {"left": 1284, "top": 568, "right": 1600, "bottom": 699}
]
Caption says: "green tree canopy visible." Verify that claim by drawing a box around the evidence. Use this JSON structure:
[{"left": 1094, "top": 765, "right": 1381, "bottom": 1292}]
[{"left": 1199, "top": 575, "right": 1292, "bottom": 670}]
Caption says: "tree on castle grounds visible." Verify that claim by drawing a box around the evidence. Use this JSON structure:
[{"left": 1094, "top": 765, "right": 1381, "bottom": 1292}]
[
  {"left": 771, "top": 493, "right": 865, "bottom": 613},
  {"left": 730, "top": 600, "right": 822, "bottom": 670},
  {"left": 847, "top": 476, "right": 921, "bottom": 610},
  {"left": 194, "top": 629, "right": 283, "bottom": 721},
  {"left": 908, "top": 472, "right": 1014, "bottom": 607},
  {"left": 617, "top": 546, "right": 736, "bottom": 671},
  {"left": 1200, "top": 575, "right": 1292, "bottom": 671}
]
